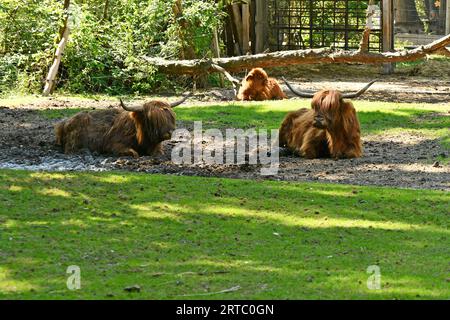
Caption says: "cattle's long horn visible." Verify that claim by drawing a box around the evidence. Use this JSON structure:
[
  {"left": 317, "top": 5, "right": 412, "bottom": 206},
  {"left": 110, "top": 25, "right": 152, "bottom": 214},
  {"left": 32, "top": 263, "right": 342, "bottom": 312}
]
[
  {"left": 170, "top": 92, "right": 192, "bottom": 108},
  {"left": 119, "top": 98, "right": 144, "bottom": 112},
  {"left": 341, "top": 79, "right": 377, "bottom": 99},
  {"left": 282, "top": 77, "right": 315, "bottom": 98}
]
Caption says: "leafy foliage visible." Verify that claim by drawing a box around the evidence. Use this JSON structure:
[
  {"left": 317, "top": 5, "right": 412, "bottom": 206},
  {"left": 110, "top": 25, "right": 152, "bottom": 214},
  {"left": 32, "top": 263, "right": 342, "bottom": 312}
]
[
  {"left": 0, "top": 0, "right": 224, "bottom": 95},
  {"left": 0, "top": 0, "right": 63, "bottom": 94}
]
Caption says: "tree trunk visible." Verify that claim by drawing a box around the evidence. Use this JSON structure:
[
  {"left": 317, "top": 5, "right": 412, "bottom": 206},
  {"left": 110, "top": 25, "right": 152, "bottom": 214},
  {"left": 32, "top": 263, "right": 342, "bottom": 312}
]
[
  {"left": 224, "top": 9, "right": 236, "bottom": 56},
  {"left": 172, "top": 0, "right": 196, "bottom": 60},
  {"left": 141, "top": 34, "right": 450, "bottom": 75},
  {"left": 394, "top": 0, "right": 424, "bottom": 33},
  {"left": 102, "top": 0, "right": 109, "bottom": 21},
  {"left": 58, "top": 0, "right": 71, "bottom": 41},
  {"left": 43, "top": 0, "right": 71, "bottom": 95}
]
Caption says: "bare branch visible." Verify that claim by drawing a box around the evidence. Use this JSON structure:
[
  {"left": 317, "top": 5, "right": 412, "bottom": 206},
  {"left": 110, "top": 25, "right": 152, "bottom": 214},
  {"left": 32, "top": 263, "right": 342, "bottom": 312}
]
[{"left": 210, "top": 64, "right": 241, "bottom": 96}]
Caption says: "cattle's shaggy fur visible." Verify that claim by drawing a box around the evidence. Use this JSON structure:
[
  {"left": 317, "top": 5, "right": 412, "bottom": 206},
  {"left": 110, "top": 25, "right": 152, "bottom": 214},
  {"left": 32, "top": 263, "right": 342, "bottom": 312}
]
[
  {"left": 55, "top": 101, "right": 176, "bottom": 157},
  {"left": 237, "top": 68, "right": 287, "bottom": 101},
  {"left": 279, "top": 90, "right": 362, "bottom": 159}
]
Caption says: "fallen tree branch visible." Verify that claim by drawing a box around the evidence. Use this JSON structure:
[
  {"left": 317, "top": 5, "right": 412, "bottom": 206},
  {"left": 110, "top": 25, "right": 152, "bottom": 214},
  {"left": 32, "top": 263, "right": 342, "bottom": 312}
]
[
  {"left": 142, "top": 34, "right": 450, "bottom": 75},
  {"left": 210, "top": 64, "right": 241, "bottom": 96},
  {"left": 435, "top": 47, "right": 450, "bottom": 57}
]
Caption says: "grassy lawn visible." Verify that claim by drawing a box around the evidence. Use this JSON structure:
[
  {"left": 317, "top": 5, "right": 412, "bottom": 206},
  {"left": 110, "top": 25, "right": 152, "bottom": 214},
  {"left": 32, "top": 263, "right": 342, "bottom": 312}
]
[
  {"left": 2, "top": 96, "right": 443, "bottom": 153},
  {"left": 0, "top": 96, "right": 448, "bottom": 299},
  {"left": 0, "top": 170, "right": 449, "bottom": 299},
  {"left": 176, "top": 100, "right": 449, "bottom": 141},
  {"left": 32, "top": 98, "right": 449, "bottom": 153}
]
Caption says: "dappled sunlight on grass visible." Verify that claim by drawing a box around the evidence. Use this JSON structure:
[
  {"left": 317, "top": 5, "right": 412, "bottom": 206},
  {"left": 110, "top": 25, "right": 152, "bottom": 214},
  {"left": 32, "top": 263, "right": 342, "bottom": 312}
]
[
  {"left": 96, "top": 174, "right": 132, "bottom": 184},
  {"left": 30, "top": 172, "right": 75, "bottom": 180},
  {"left": 131, "top": 203, "right": 183, "bottom": 221},
  {"left": 25, "top": 221, "right": 50, "bottom": 227},
  {"left": 3, "top": 219, "right": 19, "bottom": 229},
  {"left": 0, "top": 267, "right": 40, "bottom": 294},
  {"left": 60, "top": 219, "right": 88, "bottom": 228},
  {"left": 7, "top": 185, "right": 23, "bottom": 192},
  {"left": 324, "top": 273, "right": 448, "bottom": 299},
  {"left": 87, "top": 216, "right": 117, "bottom": 223},
  {"left": 176, "top": 99, "right": 449, "bottom": 143},
  {"left": 1, "top": 170, "right": 448, "bottom": 299},
  {"left": 38, "top": 188, "right": 71, "bottom": 197},
  {"left": 202, "top": 205, "right": 443, "bottom": 233}
]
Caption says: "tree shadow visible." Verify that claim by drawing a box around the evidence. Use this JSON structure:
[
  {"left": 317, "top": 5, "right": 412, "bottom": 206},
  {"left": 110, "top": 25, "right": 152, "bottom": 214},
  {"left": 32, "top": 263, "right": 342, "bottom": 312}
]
[{"left": 0, "top": 170, "right": 448, "bottom": 299}]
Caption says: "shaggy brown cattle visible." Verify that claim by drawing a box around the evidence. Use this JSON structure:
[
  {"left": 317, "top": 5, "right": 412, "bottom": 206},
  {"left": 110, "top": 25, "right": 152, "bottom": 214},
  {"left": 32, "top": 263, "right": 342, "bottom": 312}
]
[
  {"left": 55, "top": 94, "right": 190, "bottom": 157},
  {"left": 237, "top": 68, "right": 287, "bottom": 101},
  {"left": 279, "top": 79, "right": 376, "bottom": 159}
]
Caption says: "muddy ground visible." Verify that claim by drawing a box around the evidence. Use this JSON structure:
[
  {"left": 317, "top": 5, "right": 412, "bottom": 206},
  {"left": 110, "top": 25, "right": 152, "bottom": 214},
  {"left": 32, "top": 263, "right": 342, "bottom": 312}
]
[{"left": 0, "top": 77, "right": 449, "bottom": 191}]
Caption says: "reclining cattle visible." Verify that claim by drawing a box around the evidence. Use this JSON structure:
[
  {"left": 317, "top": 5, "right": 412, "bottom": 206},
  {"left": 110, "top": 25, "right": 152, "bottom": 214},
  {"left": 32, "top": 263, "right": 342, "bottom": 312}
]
[
  {"left": 54, "top": 94, "right": 190, "bottom": 157},
  {"left": 237, "top": 67, "right": 287, "bottom": 101},
  {"left": 279, "top": 79, "right": 376, "bottom": 159}
]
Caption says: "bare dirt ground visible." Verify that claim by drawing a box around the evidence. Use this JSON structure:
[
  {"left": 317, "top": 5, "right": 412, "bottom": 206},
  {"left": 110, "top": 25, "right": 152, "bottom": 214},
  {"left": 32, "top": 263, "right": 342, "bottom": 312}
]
[{"left": 1, "top": 73, "right": 449, "bottom": 190}]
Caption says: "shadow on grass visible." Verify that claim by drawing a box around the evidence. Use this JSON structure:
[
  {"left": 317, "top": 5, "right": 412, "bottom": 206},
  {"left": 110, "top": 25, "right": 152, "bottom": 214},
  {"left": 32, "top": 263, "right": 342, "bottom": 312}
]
[{"left": 0, "top": 170, "right": 448, "bottom": 299}]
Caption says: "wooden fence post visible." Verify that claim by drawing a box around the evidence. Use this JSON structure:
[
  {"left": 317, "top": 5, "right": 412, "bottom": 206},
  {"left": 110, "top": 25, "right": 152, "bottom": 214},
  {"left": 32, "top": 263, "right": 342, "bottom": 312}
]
[
  {"left": 382, "top": 0, "right": 394, "bottom": 74},
  {"left": 242, "top": 1, "right": 250, "bottom": 54},
  {"left": 232, "top": 3, "right": 244, "bottom": 55},
  {"left": 446, "top": 0, "right": 450, "bottom": 35},
  {"left": 255, "top": 0, "right": 264, "bottom": 53}
]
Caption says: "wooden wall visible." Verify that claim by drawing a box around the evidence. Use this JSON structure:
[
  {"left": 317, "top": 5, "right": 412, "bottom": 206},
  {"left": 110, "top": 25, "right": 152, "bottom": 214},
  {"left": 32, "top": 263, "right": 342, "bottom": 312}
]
[{"left": 222, "top": 0, "right": 269, "bottom": 56}]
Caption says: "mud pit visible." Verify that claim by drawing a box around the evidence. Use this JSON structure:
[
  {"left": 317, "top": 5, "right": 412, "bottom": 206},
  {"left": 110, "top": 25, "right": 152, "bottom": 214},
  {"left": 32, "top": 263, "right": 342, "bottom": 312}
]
[{"left": 0, "top": 93, "right": 448, "bottom": 191}]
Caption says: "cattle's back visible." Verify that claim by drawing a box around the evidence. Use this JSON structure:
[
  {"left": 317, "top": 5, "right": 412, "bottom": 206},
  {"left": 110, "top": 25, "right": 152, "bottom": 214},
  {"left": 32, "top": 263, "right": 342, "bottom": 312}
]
[
  {"left": 103, "top": 110, "right": 140, "bottom": 154},
  {"left": 279, "top": 108, "right": 310, "bottom": 146},
  {"left": 56, "top": 108, "right": 122, "bottom": 153},
  {"left": 267, "top": 78, "right": 287, "bottom": 99}
]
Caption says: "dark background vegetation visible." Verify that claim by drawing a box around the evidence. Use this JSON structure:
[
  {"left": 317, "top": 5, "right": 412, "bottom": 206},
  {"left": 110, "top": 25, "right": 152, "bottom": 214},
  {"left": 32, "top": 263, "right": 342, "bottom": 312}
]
[
  {"left": 0, "top": 0, "right": 223, "bottom": 95},
  {"left": 0, "top": 0, "right": 447, "bottom": 96}
]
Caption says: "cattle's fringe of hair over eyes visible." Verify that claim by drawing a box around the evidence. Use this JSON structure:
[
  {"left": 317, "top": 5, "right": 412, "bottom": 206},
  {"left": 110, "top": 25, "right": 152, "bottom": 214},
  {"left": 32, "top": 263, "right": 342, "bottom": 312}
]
[{"left": 280, "top": 89, "right": 362, "bottom": 159}]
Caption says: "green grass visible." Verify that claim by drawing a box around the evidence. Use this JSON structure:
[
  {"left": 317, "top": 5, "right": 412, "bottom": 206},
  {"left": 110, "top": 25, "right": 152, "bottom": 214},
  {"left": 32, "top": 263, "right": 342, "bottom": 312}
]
[
  {"left": 0, "top": 97, "right": 448, "bottom": 299},
  {"left": 18, "top": 98, "right": 450, "bottom": 163},
  {"left": 0, "top": 170, "right": 449, "bottom": 299},
  {"left": 34, "top": 98, "right": 449, "bottom": 143},
  {"left": 177, "top": 100, "right": 450, "bottom": 160},
  {"left": 175, "top": 100, "right": 449, "bottom": 135}
]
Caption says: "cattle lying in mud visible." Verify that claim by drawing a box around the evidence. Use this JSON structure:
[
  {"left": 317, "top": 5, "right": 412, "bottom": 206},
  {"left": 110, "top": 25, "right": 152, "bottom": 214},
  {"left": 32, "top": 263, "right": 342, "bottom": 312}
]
[
  {"left": 279, "top": 79, "right": 376, "bottom": 159},
  {"left": 54, "top": 94, "right": 190, "bottom": 157},
  {"left": 237, "top": 68, "right": 287, "bottom": 101}
]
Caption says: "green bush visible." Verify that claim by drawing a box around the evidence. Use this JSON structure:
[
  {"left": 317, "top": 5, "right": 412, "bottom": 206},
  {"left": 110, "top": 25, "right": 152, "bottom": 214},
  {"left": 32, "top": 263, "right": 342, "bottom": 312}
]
[{"left": 0, "top": 0, "right": 224, "bottom": 95}]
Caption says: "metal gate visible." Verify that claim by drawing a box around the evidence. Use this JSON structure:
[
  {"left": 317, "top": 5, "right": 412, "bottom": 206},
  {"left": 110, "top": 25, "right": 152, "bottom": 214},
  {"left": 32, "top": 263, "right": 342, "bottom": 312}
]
[{"left": 268, "top": 0, "right": 383, "bottom": 52}]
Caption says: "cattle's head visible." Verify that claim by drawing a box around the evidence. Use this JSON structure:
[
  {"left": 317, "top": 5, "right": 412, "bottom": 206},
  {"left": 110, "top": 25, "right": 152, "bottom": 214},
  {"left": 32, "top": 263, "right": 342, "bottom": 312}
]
[
  {"left": 282, "top": 78, "right": 377, "bottom": 129},
  {"left": 311, "top": 90, "right": 342, "bottom": 129},
  {"left": 119, "top": 93, "right": 191, "bottom": 144},
  {"left": 245, "top": 68, "right": 269, "bottom": 84}
]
